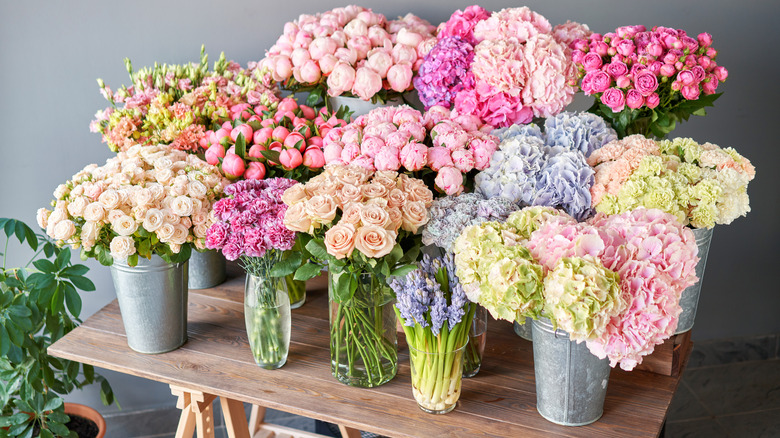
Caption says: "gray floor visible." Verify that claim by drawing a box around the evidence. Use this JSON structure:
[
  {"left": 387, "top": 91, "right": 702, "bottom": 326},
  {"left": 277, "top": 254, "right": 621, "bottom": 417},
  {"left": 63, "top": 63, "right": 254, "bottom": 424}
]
[{"left": 103, "top": 334, "right": 780, "bottom": 438}]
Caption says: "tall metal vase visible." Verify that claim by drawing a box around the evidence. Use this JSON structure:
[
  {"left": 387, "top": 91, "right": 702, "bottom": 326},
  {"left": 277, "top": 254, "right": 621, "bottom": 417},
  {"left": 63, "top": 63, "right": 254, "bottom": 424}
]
[
  {"left": 110, "top": 255, "right": 188, "bottom": 354},
  {"left": 532, "top": 318, "right": 610, "bottom": 426},
  {"left": 188, "top": 249, "right": 226, "bottom": 290},
  {"left": 675, "top": 227, "right": 714, "bottom": 334}
]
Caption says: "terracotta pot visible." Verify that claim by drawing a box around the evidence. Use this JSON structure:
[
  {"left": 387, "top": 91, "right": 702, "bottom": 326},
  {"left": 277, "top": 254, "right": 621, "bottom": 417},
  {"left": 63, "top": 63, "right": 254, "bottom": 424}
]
[{"left": 64, "top": 403, "right": 106, "bottom": 438}]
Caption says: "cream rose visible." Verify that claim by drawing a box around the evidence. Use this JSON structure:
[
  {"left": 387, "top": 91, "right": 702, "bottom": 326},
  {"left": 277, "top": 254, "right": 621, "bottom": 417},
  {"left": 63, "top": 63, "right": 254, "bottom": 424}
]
[
  {"left": 98, "top": 189, "right": 121, "bottom": 210},
  {"left": 191, "top": 209, "right": 208, "bottom": 226},
  {"left": 156, "top": 222, "right": 176, "bottom": 242},
  {"left": 163, "top": 209, "right": 180, "bottom": 224},
  {"left": 53, "top": 184, "right": 70, "bottom": 199},
  {"left": 203, "top": 173, "right": 220, "bottom": 189},
  {"left": 107, "top": 209, "right": 126, "bottom": 224},
  {"left": 194, "top": 223, "right": 209, "bottom": 239},
  {"left": 304, "top": 195, "right": 338, "bottom": 224},
  {"left": 154, "top": 156, "right": 174, "bottom": 171},
  {"left": 170, "top": 225, "right": 189, "bottom": 245},
  {"left": 281, "top": 184, "right": 309, "bottom": 206},
  {"left": 52, "top": 220, "right": 76, "bottom": 241},
  {"left": 46, "top": 209, "right": 67, "bottom": 236},
  {"left": 155, "top": 168, "right": 175, "bottom": 185},
  {"left": 112, "top": 214, "right": 138, "bottom": 236},
  {"left": 143, "top": 208, "right": 165, "bottom": 232},
  {"left": 83, "top": 182, "right": 104, "bottom": 200},
  {"left": 80, "top": 221, "right": 101, "bottom": 243},
  {"left": 340, "top": 203, "right": 363, "bottom": 226},
  {"left": 354, "top": 225, "right": 396, "bottom": 258},
  {"left": 36, "top": 208, "right": 50, "bottom": 229},
  {"left": 67, "top": 196, "right": 89, "bottom": 217},
  {"left": 360, "top": 204, "right": 390, "bottom": 228},
  {"left": 283, "top": 203, "right": 313, "bottom": 232},
  {"left": 109, "top": 236, "right": 136, "bottom": 261},
  {"left": 187, "top": 180, "right": 208, "bottom": 199},
  {"left": 324, "top": 223, "right": 356, "bottom": 259},
  {"left": 401, "top": 201, "right": 429, "bottom": 233},
  {"left": 171, "top": 196, "right": 194, "bottom": 217},
  {"left": 133, "top": 188, "right": 153, "bottom": 206},
  {"left": 146, "top": 182, "right": 165, "bottom": 201}
]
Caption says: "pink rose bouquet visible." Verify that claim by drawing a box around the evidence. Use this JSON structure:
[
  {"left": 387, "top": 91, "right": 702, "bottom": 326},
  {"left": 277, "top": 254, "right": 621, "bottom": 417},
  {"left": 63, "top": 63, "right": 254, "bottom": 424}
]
[
  {"left": 572, "top": 25, "right": 728, "bottom": 138},
  {"left": 37, "top": 144, "right": 229, "bottom": 267},
  {"left": 414, "top": 6, "right": 588, "bottom": 128},
  {"left": 260, "top": 5, "right": 436, "bottom": 105},
  {"left": 589, "top": 135, "right": 755, "bottom": 229},
  {"left": 322, "top": 105, "right": 499, "bottom": 195},
  {"left": 201, "top": 96, "right": 350, "bottom": 182},
  {"left": 92, "top": 47, "right": 280, "bottom": 153}
]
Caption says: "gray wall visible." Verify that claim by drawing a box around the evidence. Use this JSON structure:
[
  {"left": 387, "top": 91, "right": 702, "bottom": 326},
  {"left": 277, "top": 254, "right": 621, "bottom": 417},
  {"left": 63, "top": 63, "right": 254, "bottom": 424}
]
[{"left": 1, "top": 0, "right": 777, "bottom": 416}]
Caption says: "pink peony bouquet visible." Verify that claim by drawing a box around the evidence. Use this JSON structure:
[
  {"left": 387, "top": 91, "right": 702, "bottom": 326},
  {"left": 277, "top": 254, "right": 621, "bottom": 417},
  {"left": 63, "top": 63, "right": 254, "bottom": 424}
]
[
  {"left": 37, "top": 144, "right": 229, "bottom": 267},
  {"left": 201, "top": 96, "right": 350, "bottom": 182},
  {"left": 260, "top": 5, "right": 436, "bottom": 105},
  {"left": 588, "top": 135, "right": 755, "bottom": 229},
  {"left": 92, "top": 47, "right": 280, "bottom": 153},
  {"left": 321, "top": 105, "right": 499, "bottom": 195},
  {"left": 414, "top": 6, "right": 589, "bottom": 128},
  {"left": 572, "top": 25, "right": 728, "bottom": 138}
]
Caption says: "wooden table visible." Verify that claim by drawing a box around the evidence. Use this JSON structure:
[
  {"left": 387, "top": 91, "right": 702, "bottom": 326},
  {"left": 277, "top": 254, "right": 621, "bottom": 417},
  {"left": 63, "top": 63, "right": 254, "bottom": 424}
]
[{"left": 49, "top": 266, "right": 686, "bottom": 438}]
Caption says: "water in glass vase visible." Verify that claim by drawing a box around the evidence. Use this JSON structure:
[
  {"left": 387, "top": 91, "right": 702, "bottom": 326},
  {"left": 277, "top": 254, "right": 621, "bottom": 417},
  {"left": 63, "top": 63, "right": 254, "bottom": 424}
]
[
  {"left": 328, "top": 268, "right": 397, "bottom": 387},
  {"left": 245, "top": 275, "right": 291, "bottom": 369}
]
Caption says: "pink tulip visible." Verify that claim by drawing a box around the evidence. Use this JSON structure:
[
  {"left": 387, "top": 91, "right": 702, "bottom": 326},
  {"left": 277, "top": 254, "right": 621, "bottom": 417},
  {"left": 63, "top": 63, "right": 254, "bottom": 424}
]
[
  {"left": 279, "top": 148, "right": 303, "bottom": 169},
  {"left": 214, "top": 128, "right": 230, "bottom": 143},
  {"left": 260, "top": 118, "right": 275, "bottom": 128},
  {"left": 254, "top": 105, "right": 268, "bottom": 114},
  {"left": 222, "top": 121, "right": 232, "bottom": 130},
  {"left": 222, "top": 153, "right": 246, "bottom": 178},
  {"left": 302, "top": 148, "right": 326, "bottom": 168},
  {"left": 244, "top": 162, "right": 266, "bottom": 180},
  {"left": 205, "top": 144, "right": 225, "bottom": 166},
  {"left": 268, "top": 141, "right": 283, "bottom": 152},
  {"left": 277, "top": 98, "right": 298, "bottom": 114}
]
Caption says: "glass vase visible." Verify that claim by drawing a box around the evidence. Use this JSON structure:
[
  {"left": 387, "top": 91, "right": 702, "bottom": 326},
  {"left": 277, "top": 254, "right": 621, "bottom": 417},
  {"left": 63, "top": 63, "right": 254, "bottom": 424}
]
[
  {"left": 463, "top": 305, "right": 487, "bottom": 378},
  {"left": 328, "top": 266, "right": 397, "bottom": 387},
  {"left": 285, "top": 274, "right": 306, "bottom": 309},
  {"left": 408, "top": 339, "right": 468, "bottom": 414},
  {"left": 244, "top": 274, "right": 291, "bottom": 370}
]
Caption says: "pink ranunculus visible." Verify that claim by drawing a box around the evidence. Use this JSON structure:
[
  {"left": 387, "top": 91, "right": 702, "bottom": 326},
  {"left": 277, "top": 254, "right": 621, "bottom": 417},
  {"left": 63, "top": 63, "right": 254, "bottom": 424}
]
[
  {"left": 365, "top": 48, "right": 393, "bottom": 78},
  {"left": 601, "top": 87, "right": 626, "bottom": 112},
  {"left": 451, "top": 148, "right": 475, "bottom": 172},
  {"left": 374, "top": 146, "right": 401, "bottom": 171},
  {"left": 399, "top": 142, "right": 428, "bottom": 171},
  {"left": 634, "top": 70, "right": 659, "bottom": 96},
  {"left": 697, "top": 32, "right": 713, "bottom": 47},
  {"left": 327, "top": 62, "right": 356, "bottom": 97},
  {"left": 681, "top": 84, "right": 700, "bottom": 100},
  {"left": 645, "top": 92, "right": 660, "bottom": 109},
  {"left": 427, "top": 146, "right": 454, "bottom": 171},
  {"left": 626, "top": 89, "right": 644, "bottom": 109},
  {"left": 205, "top": 144, "right": 225, "bottom": 165},
  {"left": 386, "top": 62, "right": 413, "bottom": 93},
  {"left": 302, "top": 148, "right": 326, "bottom": 168},
  {"left": 434, "top": 166, "right": 464, "bottom": 195},
  {"left": 659, "top": 64, "right": 677, "bottom": 78},
  {"left": 615, "top": 75, "right": 631, "bottom": 88},
  {"left": 279, "top": 148, "right": 303, "bottom": 169},
  {"left": 244, "top": 162, "right": 266, "bottom": 180},
  {"left": 352, "top": 67, "right": 383, "bottom": 101},
  {"left": 713, "top": 66, "right": 728, "bottom": 82},
  {"left": 222, "top": 153, "right": 246, "bottom": 179}
]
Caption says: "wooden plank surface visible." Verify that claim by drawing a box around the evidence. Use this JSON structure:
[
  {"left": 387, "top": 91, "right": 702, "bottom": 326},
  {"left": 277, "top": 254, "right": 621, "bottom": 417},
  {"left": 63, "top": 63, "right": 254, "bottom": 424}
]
[{"left": 49, "top": 266, "right": 683, "bottom": 438}]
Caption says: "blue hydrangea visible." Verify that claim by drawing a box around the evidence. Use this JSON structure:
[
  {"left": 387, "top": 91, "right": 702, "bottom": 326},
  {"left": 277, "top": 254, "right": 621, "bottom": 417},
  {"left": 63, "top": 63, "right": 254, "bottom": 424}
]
[{"left": 544, "top": 112, "right": 617, "bottom": 157}]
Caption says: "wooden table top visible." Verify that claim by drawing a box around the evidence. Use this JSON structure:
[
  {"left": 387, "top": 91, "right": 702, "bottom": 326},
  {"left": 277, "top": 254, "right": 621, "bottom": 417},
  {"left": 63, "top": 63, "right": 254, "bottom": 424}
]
[{"left": 49, "top": 266, "right": 682, "bottom": 438}]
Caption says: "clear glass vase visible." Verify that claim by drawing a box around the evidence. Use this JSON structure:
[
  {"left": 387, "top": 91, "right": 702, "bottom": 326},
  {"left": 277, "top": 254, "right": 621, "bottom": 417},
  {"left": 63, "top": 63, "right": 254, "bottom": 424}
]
[
  {"left": 328, "top": 266, "right": 397, "bottom": 387},
  {"left": 463, "top": 305, "right": 487, "bottom": 378},
  {"left": 409, "top": 340, "right": 468, "bottom": 414},
  {"left": 285, "top": 274, "right": 306, "bottom": 309},
  {"left": 244, "top": 274, "right": 291, "bottom": 370}
]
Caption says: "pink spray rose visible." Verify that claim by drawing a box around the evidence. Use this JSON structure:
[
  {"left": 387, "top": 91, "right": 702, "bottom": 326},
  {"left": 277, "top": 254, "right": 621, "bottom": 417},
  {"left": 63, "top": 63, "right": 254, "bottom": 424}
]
[{"left": 601, "top": 88, "right": 626, "bottom": 112}]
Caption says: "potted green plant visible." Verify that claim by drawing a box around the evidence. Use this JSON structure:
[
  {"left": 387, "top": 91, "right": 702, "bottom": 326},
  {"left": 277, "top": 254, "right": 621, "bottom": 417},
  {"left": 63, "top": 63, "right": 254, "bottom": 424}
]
[{"left": 0, "top": 218, "right": 115, "bottom": 438}]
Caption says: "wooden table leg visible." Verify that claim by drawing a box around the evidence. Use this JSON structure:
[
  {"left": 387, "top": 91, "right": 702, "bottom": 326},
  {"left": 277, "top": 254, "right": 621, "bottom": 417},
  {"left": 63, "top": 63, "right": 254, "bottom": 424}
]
[
  {"left": 248, "top": 405, "right": 266, "bottom": 436},
  {"left": 170, "top": 385, "right": 217, "bottom": 438},
  {"left": 220, "top": 397, "right": 251, "bottom": 438}
]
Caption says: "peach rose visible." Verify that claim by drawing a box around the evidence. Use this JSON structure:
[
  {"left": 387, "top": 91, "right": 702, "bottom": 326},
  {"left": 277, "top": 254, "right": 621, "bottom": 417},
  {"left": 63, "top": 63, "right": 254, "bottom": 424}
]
[
  {"left": 67, "top": 196, "right": 89, "bottom": 217},
  {"left": 53, "top": 184, "right": 70, "bottom": 199},
  {"left": 282, "top": 184, "right": 309, "bottom": 206},
  {"left": 191, "top": 209, "right": 208, "bottom": 226},
  {"left": 36, "top": 208, "right": 50, "bottom": 229},
  {"left": 80, "top": 221, "right": 101, "bottom": 249},
  {"left": 170, "top": 225, "right": 189, "bottom": 245},
  {"left": 405, "top": 182, "right": 434, "bottom": 207},
  {"left": 362, "top": 182, "right": 389, "bottom": 200},
  {"left": 194, "top": 223, "right": 209, "bottom": 239},
  {"left": 354, "top": 225, "right": 396, "bottom": 258},
  {"left": 387, "top": 207, "right": 403, "bottom": 231},
  {"left": 283, "top": 203, "right": 313, "bottom": 232},
  {"left": 109, "top": 236, "right": 136, "bottom": 261},
  {"left": 304, "top": 195, "right": 338, "bottom": 224},
  {"left": 401, "top": 201, "right": 429, "bottom": 233},
  {"left": 386, "top": 189, "right": 407, "bottom": 209},
  {"left": 360, "top": 204, "right": 391, "bottom": 229},
  {"left": 340, "top": 203, "right": 363, "bottom": 226},
  {"left": 82, "top": 202, "right": 105, "bottom": 223},
  {"left": 156, "top": 222, "right": 176, "bottom": 242},
  {"left": 324, "top": 223, "right": 357, "bottom": 259},
  {"left": 146, "top": 183, "right": 165, "bottom": 201},
  {"left": 338, "top": 184, "right": 364, "bottom": 206}
]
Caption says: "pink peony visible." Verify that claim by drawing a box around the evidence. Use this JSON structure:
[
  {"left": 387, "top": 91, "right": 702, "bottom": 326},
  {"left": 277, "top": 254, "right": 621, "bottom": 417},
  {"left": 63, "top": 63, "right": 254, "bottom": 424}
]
[
  {"left": 352, "top": 67, "right": 383, "bottom": 100},
  {"left": 374, "top": 147, "right": 401, "bottom": 171},
  {"left": 427, "top": 146, "right": 454, "bottom": 171},
  {"left": 244, "top": 162, "right": 266, "bottom": 179},
  {"left": 399, "top": 142, "right": 428, "bottom": 171},
  {"left": 434, "top": 166, "right": 464, "bottom": 195},
  {"left": 386, "top": 62, "right": 413, "bottom": 92},
  {"left": 327, "top": 62, "right": 356, "bottom": 97},
  {"left": 222, "top": 153, "right": 245, "bottom": 179}
]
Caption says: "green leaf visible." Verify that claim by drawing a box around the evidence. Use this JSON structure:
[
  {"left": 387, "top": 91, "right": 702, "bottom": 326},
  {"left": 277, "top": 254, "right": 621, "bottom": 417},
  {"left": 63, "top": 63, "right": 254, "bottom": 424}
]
[
  {"left": 54, "top": 248, "right": 71, "bottom": 271},
  {"left": 4, "top": 220, "right": 16, "bottom": 238},
  {"left": 39, "top": 429, "right": 55, "bottom": 438},
  {"left": 0, "top": 412, "right": 29, "bottom": 427},
  {"left": 235, "top": 133, "right": 247, "bottom": 158},
  {"left": 63, "top": 282, "right": 82, "bottom": 317},
  {"left": 47, "top": 411, "right": 69, "bottom": 423},
  {"left": 270, "top": 252, "right": 303, "bottom": 277},
  {"left": 69, "top": 275, "right": 95, "bottom": 292},
  {"left": 83, "top": 364, "right": 95, "bottom": 382},
  {"left": 51, "top": 284, "right": 64, "bottom": 314},
  {"left": 306, "top": 86, "right": 323, "bottom": 107},
  {"left": 4, "top": 322, "right": 24, "bottom": 347},
  {"left": 61, "top": 264, "right": 89, "bottom": 277},
  {"left": 390, "top": 264, "right": 418, "bottom": 278},
  {"left": 43, "top": 396, "right": 63, "bottom": 411},
  {"left": 96, "top": 245, "right": 114, "bottom": 266},
  {"left": 305, "top": 239, "right": 329, "bottom": 261},
  {"left": 8, "top": 304, "right": 32, "bottom": 318},
  {"left": 100, "top": 378, "right": 116, "bottom": 406},
  {"left": 32, "top": 259, "right": 56, "bottom": 273},
  {"left": 25, "top": 227, "right": 38, "bottom": 251},
  {"left": 259, "top": 149, "right": 281, "bottom": 165},
  {"left": 385, "top": 243, "right": 403, "bottom": 268},
  {"left": 14, "top": 220, "right": 27, "bottom": 244},
  {"left": 0, "top": 325, "right": 10, "bottom": 356},
  {"left": 294, "top": 262, "right": 322, "bottom": 281},
  {"left": 46, "top": 421, "right": 71, "bottom": 437}
]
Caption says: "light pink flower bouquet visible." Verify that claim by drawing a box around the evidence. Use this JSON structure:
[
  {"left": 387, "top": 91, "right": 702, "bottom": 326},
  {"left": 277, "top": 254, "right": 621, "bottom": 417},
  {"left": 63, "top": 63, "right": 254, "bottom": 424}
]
[
  {"left": 321, "top": 105, "right": 499, "bottom": 195},
  {"left": 260, "top": 5, "right": 436, "bottom": 105},
  {"left": 37, "top": 144, "right": 229, "bottom": 266},
  {"left": 415, "top": 6, "right": 589, "bottom": 128}
]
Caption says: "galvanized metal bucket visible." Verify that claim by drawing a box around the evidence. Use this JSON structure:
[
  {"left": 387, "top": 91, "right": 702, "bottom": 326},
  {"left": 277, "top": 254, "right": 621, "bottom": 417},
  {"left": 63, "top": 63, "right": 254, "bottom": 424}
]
[
  {"left": 532, "top": 318, "right": 610, "bottom": 426},
  {"left": 675, "top": 227, "right": 714, "bottom": 334},
  {"left": 188, "top": 249, "right": 226, "bottom": 290},
  {"left": 110, "top": 255, "right": 188, "bottom": 354},
  {"left": 328, "top": 92, "right": 422, "bottom": 118},
  {"left": 513, "top": 316, "right": 533, "bottom": 341}
]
